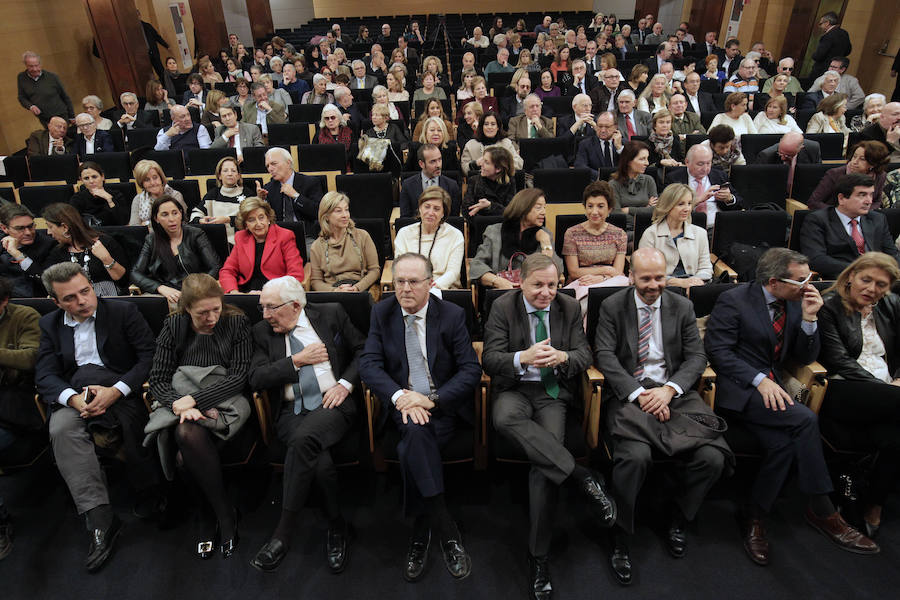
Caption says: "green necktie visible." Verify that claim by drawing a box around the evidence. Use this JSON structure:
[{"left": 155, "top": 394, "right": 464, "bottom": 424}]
[
  {"left": 534, "top": 310, "right": 560, "bottom": 399},
  {"left": 529, "top": 123, "right": 537, "bottom": 138}
]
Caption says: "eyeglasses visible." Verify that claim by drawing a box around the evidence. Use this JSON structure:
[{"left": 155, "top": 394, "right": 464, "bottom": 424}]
[
  {"left": 324, "top": 115, "right": 338, "bottom": 120},
  {"left": 778, "top": 272, "right": 813, "bottom": 286},
  {"left": 9, "top": 223, "right": 35, "bottom": 232},
  {"left": 394, "top": 278, "right": 429, "bottom": 289},
  {"left": 258, "top": 301, "right": 290, "bottom": 313},
  {"left": 781, "top": 67, "right": 793, "bottom": 71}
]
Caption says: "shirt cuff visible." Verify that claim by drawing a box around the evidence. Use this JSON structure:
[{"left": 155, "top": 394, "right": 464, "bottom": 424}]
[
  {"left": 801, "top": 320, "right": 817, "bottom": 335},
  {"left": 627, "top": 386, "right": 646, "bottom": 402},
  {"left": 113, "top": 381, "right": 132, "bottom": 398},
  {"left": 390, "top": 389, "right": 404, "bottom": 405},
  {"left": 19, "top": 257, "right": 33, "bottom": 271},
  {"left": 338, "top": 378, "right": 353, "bottom": 393},
  {"left": 664, "top": 381, "right": 684, "bottom": 397},
  {"left": 752, "top": 373, "right": 767, "bottom": 387},
  {"left": 513, "top": 351, "right": 524, "bottom": 373},
  {"left": 59, "top": 388, "right": 77, "bottom": 407}
]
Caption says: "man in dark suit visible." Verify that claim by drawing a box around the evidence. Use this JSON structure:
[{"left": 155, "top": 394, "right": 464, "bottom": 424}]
[
  {"left": 399, "top": 144, "right": 461, "bottom": 218},
  {"left": 182, "top": 73, "right": 208, "bottom": 109},
  {"left": 682, "top": 72, "right": 717, "bottom": 118},
  {"left": 139, "top": 11, "right": 170, "bottom": 81},
  {"left": 349, "top": 60, "right": 378, "bottom": 89},
  {"left": 705, "top": 248, "right": 879, "bottom": 566},
  {"left": 643, "top": 43, "right": 673, "bottom": 76},
  {"left": 702, "top": 32, "right": 720, "bottom": 59},
  {"left": 0, "top": 204, "right": 54, "bottom": 298},
  {"left": 798, "top": 70, "right": 840, "bottom": 111},
  {"left": 359, "top": 253, "right": 482, "bottom": 582},
  {"left": 583, "top": 40, "right": 602, "bottom": 74},
  {"left": 35, "top": 263, "right": 160, "bottom": 572},
  {"left": 810, "top": 12, "right": 852, "bottom": 80},
  {"left": 74, "top": 112, "right": 115, "bottom": 159},
  {"left": 575, "top": 111, "right": 622, "bottom": 175},
  {"left": 334, "top": 87, "right": 366, "bottom": 136},
  {"left": 800, "top": 173, "right": 900, "bottom": 279},
  {"left": 590, "top": 69, "right": 629, "bottom": 115},
  {"left": 397, "top": 36, "right": 419, "bottom": 70},
  {"left": 258, "top": 147, "right": 324, "bottom": 249},
  {"left": 757, "top": 131, "right": 821, "bottom": 168},
  {"left": 112, "top": 91, "right": 153, "bottom": 146},
  {"left": 664, "top": 145, "right": 743, "bottom": 227},
  {"left": 500, "top": 76, "right": 533, "bottom": 126},
  {"left": 25, "top": 115, "right": 72, "bottom": 156},
  {"left": 484, "top": 254, "right": 616, "bottom": 599},
  {"left": 561, "top": 60, "right": 596, "bottom": 97},
  {"left": 615, "top": 91, "right": 651, "bottom": 140},
  {"left": 557, "top": 94, "right": 597, "bottom": 163},
  {"left": 248, "top": 276, "right": 366, "bottom": 573},
  {"left": 613, "top": 34, "right": 634, "bottom": 62},
  {"left": 715, "top": 39, "right": 742, "bottom": 77},
  {"left": 594, "top": 248, "right": 730, "bottom": 585}
]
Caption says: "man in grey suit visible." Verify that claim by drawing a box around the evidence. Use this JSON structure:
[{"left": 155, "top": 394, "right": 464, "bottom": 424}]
[
  {"left": 593, "top": 248, "right": 731, "bottom": 586},
  {"left": 349, "top": 60, "right": 378, "bottom": 89},
  {"left": 615, "top": 90, "right": 651, "bottom": 141},
  {"left": 210, "top": 105, "right": 263, "bottom": 150},
  {"left": 507, "top": 94, "right": 555, "bottom": 142},
  {"left": 484, "top": 254, "right": 616, "bottom": 600},
  {"left": 242, "top": 83, "right": 287, "bottom": 140}
]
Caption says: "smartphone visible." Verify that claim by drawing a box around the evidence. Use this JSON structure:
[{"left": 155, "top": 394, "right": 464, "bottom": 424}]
[
  {"left": 719, "top": 182, "right": 730, "bottom": 188},
  {"left": 83, "top": 386, "right": 94, "bottom": 404}
]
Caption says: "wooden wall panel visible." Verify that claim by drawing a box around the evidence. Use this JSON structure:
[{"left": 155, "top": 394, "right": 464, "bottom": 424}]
[
  {"left": 247, "top": 0, "right": 274, "bottom": 42},
  {"left": 189, "top": 0, "right": 228, "bottom": 57}
]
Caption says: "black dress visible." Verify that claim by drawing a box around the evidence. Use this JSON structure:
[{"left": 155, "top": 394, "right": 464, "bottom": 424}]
[{"left": 70, "top": 186, "right": 130, "bottom": 227}]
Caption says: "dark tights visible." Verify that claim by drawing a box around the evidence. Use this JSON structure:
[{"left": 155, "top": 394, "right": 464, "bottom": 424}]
[{"left": 175, "top": 422, "right": 234, "bottom": 535}]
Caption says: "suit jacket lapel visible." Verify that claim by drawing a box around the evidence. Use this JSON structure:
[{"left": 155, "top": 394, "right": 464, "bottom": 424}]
[
  {"left": 828, "top": 209, "right": 857, "bottom": 255},
  {"left": 94, "top": 300, "right": 109, "bottom": 364},
  {"left": 751, "top": 285, "right": 777, "bottom": 350},
  {"left": 549, "top": 296, "right": 565, "bottom": 349},
  {"left": 660, "top": 293, "right": 678, "bottom": 375},
  {"left": 624, "top": 292, "right": 639, "bottom": 367},
  {"left": 860, "top": 214, "right": 874, "bottom": 250},
  {"left": 424, "top": 296, "right": 439, "bottom": 372}
]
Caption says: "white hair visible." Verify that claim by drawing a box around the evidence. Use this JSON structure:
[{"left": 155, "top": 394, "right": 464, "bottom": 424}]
[
  {"left": 319, "top": 103, "right": 346, "bottom": 128},
  {"left": 823, "top": 70, "right": 841, "bottom": 80},
  {"left": 263, "top": 276, "right": 306, "bottom": 306},
  {"left": 265, "top": 146, "right": 292, "bottom": 164},
  {"left": 269, "top": 56, "right": 283, "bottom": 67},
  {"left": 864, "top": 93, "right": 886, "bottom": 112},
  {"left": 74, "top": 112, "right": 94, "bottom": 124},
  {"left": 313, "top": 73, "right": 327, "bottom": 85},
  {"left": 82, "top": 95, "right": 103, "bottom": 109},
  {"left": 686, "top": 143, "right": 713, "bottom": 162},
  {"left": 618, "top": 89, "right": 636, "bottom": 101},
  {"left": 22, "top": 51, "right": 39, "bottom": 62},
  {"left": 119, "top": 91, "right": 138, "bottom": 104},
  {"left": 351, "top": 59, "right": 365, "bottom": 69},
  {"left": 571, "top": 93, "right": 591, "bottom": 109}
]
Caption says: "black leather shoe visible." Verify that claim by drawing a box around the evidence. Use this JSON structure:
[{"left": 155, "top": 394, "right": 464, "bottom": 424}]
[
  {"left": 528, "top": 554, "right": 552, "bottom": 600},
  {"left": 250, "top": 539, "right": 287, "bottom": 572},
  {"left": 609, "top": 532, "right": 632, "bottom": 586},
  {"left": 220, "top": 509, "right": 240, "bottom": 559},
  {"left": 86, "top": 515, "right": 122, "bottom": 572},
  {"left": 327, "top": 522, "right": 352, "bottom": 573},
  {"left": 0, "top": 516, "right": 12, "bottom": 561},
  {"left": 440, "top": 537, "right": 471, "bottom": 579},
  {"left": 402, "top": 527, "right": 431, "bottom": 582},
  {"left": 667, "top": 512, "right": 687, "bottom": 558},
  {"left": 132, "top": 487, "right": 166, "bottom": 520},
  {"left": 580, "top": 471, "right": 617, "bottom": 527}
]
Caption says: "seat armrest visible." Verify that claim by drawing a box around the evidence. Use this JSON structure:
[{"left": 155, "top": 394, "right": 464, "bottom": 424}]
[
  {"left": 364, "top": 384, "right": 378, "bottom": 454},
  {"left": 252, "top": 391, "right": 271, "bottom": 446},
  {"left": 699, "top": 365, "right": 716, "bottom": 409},
  {"left": 785, "top": 361, "right": 828, "bottom": 414},
  {"left": 709, "top": 253, "right": 738, "bottom": 282},
  {"left": 584, "top": 366, "right": 604, "bottom": 449},
  {"left": 785, "top": 198, "right": 808, "bottom": 216},
  {"left": 381, "top": 260, "right": 394, "bottom": 291}
]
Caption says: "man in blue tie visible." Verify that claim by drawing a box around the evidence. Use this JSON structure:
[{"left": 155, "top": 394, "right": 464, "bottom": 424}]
[
  {"left": 360, "top": 253, "right": 482, "bottom": 583},
  {"left": 249, "top": 276, "right": 367, "bottom": 573}
]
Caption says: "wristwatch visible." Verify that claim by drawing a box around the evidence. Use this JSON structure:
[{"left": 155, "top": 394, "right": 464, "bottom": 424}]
[{"left": 428, "top": 392, "right": 440, "bottom": 407}]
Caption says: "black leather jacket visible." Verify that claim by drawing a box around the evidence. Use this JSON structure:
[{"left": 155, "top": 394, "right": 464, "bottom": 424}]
[
  {"left": 131, "top": 225, "right": 221, "bottom": 293},
  {"left": 818, "top": 292, "right": 900, "bottom": 382}
]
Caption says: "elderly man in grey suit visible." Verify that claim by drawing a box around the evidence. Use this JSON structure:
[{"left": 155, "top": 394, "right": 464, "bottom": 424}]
[
  {"left": 242, "top": 83, "right": 287, "bottom": 140},
  {"left": 484, "top": 253, "right": 617, "bottom": 600},
  {"left": 615, "top": 90, "right": 651, "bottom": 141},
  {"left": 508, "top": 94, "right": 555, "bottom": 141},
  {"left": 210, "top": 105, "right": 263, "bottom": 151},
  {"left": 593, "top": 248, "right": 731, "bottom": 586}
]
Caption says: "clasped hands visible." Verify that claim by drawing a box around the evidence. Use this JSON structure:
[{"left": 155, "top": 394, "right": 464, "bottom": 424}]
[
  {"left": 396, "top": 390, "right": 434, "bottom": 425},
  {"left": 69, "top": 385, "right": 123, "bottom": 419},
  {"left": 637, "top": 386, "right": 675, "bottom": 422},
  {"left": 520, "top": 338, "right": 566, "bottom": 369}
]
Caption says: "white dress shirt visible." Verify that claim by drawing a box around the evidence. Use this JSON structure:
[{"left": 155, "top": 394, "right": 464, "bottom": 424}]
[
  {"left": 283, "top": 309, "right": 351, "bottom": 401},
  {"left": 84, "top": 135, "right": 95, "bottom": 155},
  {"left": 686, "top": 92, "right": 701, "bottom": 114},
  {"left": 58, "top": 311, "right": 132, "bottom": 406},
  {"left": 627, "top": 291, "right": 684, "bottom": 401},
  {"left": 513, "top": 296, "right": 552, "bottom": 382}
]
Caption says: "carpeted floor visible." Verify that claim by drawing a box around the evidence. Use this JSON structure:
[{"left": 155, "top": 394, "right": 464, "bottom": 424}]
[{"left": 0, "top": 454, "right": 897, "bottom": 600}]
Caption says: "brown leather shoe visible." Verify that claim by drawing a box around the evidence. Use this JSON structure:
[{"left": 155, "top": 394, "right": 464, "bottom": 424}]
[
  {"left": 737, "top": 513, "right": 769, "bottom": 566},
  {"left": 805, "top": 509, "right": 880, "bottom": 554}
]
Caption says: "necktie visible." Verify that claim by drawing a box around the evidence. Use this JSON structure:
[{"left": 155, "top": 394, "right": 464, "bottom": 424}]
[
  {"left": 282, "top": 190, "right": 296, "bottom": 221},
  {"left": 529, "top": 123, "right": 537, "bottom": 138},
  {"left": 404, "top": 315, "right": 432, "bottom": 395},
  {"left": 625, "top": 114, "right": 636, "bottom": 139},
  {"left": 533, "top": 310, "right": 559, "bottom": 399},
  {"left": 771, "top": 300, "right": 786, "bottom": 372},
  {"left": 850, "top": 218, "right": 865, "bottom": 254},
  {"left": 288, "top": 332, "right": 323, "bottom": 413},
  {"left": 228, "top": 135, "right": 235, "bottom": 148},
  {"left": 694, "top": 177, "right": 707, "bottom": 212},
  {"left": 601, "top": 140, "right": 612, "bottom": 167},
  {"left": 634, "top": 306, "right": 653, "bottom": 379}
]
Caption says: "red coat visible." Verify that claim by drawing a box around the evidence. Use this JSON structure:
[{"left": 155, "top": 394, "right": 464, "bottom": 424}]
[{"left": 219, "top": 224, "right": 304, "bottom": 292}]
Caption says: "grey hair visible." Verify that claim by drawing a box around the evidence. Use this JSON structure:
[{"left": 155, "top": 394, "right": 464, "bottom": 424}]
[
  {"left": 75, "top": 112, "right": 94, "bottom": 124},
  {"left": 42, "top": 262, "right": 87, "bottom": 299},
  {"left": 263, "top": 276, "right": 306, "bottom": 307},
  {"left": 372, "top": 84, "right": 388, "bottom": 97},
  {"left": 618, "top": 89, "right": 636, "bottom": 101},
  {"left": 756, "top": 248, "right": 808, "bottom": 283},
  {"left": 313, "top": 73, "right": 327, "bottom": 85},
  {"left": 82, "top": 95, "right": 103, "bottom": 109},
  {"left": 269, "top": 56, "right": 283, "bottom": 67},
  {"left": 318, "top": 103, "right": 346, "bottom": 128},
  {"left": 571, "top": 93, "right": 592, "bottom": 109},
  {"left": 864, "top": 93, "right": 886, "bottom": 112},
  {"left": 119, "top": 91, "right": 138, "bottom": 104},
  {"left": 823, "top": 70, "right": 841, "bottom": 81},
  {"left": 351, "top": 59, "right": 365, "bottom": 69},
  {"left": 778, "top": 57, "right": 795, "bottom": 67},
  {"left": 333, "top": 86, "right": 351, "bottom": 100},
  {"left": 523, "top": 93, "right": 542, "bottom": 106},
  {"left": 393, "top": 253, "right": 433, "bottom": 279},
  {"left": 265, "top": 146, "right": 292, "bottom": 164},
  {"left": 22, "top": 51, "right": 40, "bottom": 62},
  {"left": 520, "top": 253, "right": 558, "bottom": 281}
]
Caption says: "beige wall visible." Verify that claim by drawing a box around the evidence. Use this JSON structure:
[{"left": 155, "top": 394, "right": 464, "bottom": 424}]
[
  {"left": 1, "top": 1, "right": 111, "bottom": 156},
  {"left": 842, "top": 0, "right": 897, "bottom": 98},
  {"left": 311, "top": 0, "right": 594, "bottom": 19}
]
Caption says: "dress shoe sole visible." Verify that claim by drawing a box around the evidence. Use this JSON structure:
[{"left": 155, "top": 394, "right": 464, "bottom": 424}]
[{"left": 805, "top": 516, "right": 880, "bottom": 554}]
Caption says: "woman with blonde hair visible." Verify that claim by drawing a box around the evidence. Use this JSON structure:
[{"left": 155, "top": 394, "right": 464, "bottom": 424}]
[
  {"left": 516, "top": 49, "right": 540, "bottom": 73},
  {"left": 130, "top": 159, "right": 186, "bottom": 226},
  {"left": 417, "top": 116, "right": 452, "bottom": 149},
  {"left": 386, "top": 68, "right": 409, "bottom": 102},
  {"left": 201, "top": 89, "right": 229, "bottom": 134},
  {"left": 199, "top": 58, "right": 223, "bottom": 85},
  {"left": 753, "top": 95, "right": 802, "bottom": 134},
  {"left": 413, "top": 99, "right": 455, "bottom": 141},
  {"left": 394, "top": 186, "right": 465, "bottom": 289},
  {"left": 308, "top": 192, "right": 380, "bottom": 291},
  {"left": 456, "top": 69, "right": 477, "bottom": 101},
  {"left": 637, "top": 73, "right": 672, "bottom": 115},
  {"left": 807, "top": 93, "right": 851, "bottom": 149}
]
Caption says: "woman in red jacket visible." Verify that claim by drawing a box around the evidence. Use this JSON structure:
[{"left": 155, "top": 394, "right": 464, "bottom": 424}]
[{"left": 219, "top": 197, "right": 304, "bottom": 293}]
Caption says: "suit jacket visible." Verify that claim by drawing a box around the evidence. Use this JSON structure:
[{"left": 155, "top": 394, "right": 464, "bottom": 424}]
[
  {"left": 643, "top": 56, "right": 666, "bottom": 76},
  {"left": 248, "top": 302, "right": 366, "bottom": 418},
  {"left": 671, "top": 112, "right": 706, "bottom": 136},
  {"left": 358, "top": 295, "right": 482, "bottom": 426},
  {"left": 241, "top": 100, "right": 288, "bottom": 127},
  {"left": 617, "top": 109, "right": 651, "bottom": 139},
  {"left": 25, "top": 130, "right": 73, "bottom": 157},
  {"left": 561, "top": 77, "right": 597, "bottom": 98},
  {"left": 0, "top": 232, "right": 54, "bottom": 297},
  {"left": 664, "top": 166, "right": 745, "bottom": 210},
  {"left": 35, "top": 299, "right": 155, "bottom": 404},
  {"left": 799, "top": 207, "right": 900, "bottom": 280},
  {"left": 499, "top": 95, "right": 526, "bottom": 125},
  {"left": 263, "top": 172, "right": 324, "bottom": 230},
  {"left": 209, "top": 122, "right": 264, "bottom": 148},
  {"left": 507, "top": 114, "right": 555, "bottom": 141},
  {"left": 399, "top": 173, "right": 462, "bottom": 218},
  {"left": 705, "top": 283, "right": 820, "bottom": 411},
  {"left": 218, "top": 224, "right": 305, "bottom": 292},
  {"left": 182, "top": 89, "right": 208, "bottom": 105},
  {"left": 799, "top": 90, "right": 825, "bottom": 111},
  {"left": 482, "top": 290, "right": 592, "bottom": 398},
  {"left": 349, "top": 75, "right": 378, "bottom": 89},
  {"left": 684, "top": 91, "right": 717, "bottom": 116},
  {"left": 112, "top": 109, "right": 154, "bottom": 140},
  {"left": 756, "top": 140, "right": 821, "bottom": 165},
  {"left": 339, "top": 103, "right": 366, "bottom": 134},
  {"left": 818, "top": 292, "right": 900, "bottom": 383},
  {"left": 638, "top": 222, "right": 712, "bottom": 279},
  {"left": 811, "top": 27, "right": 852, "bottom": 78},
  {"left": 590, "top": 82, "right": 630, "bottom": 114},
  {"left": 574, "top": 134, "right": 620, "bottom": 173},
  {"left": 714, "top": 52, "right": 742, "bottom": 77},
  {"left": 75, "top": 130, "right": 115, "bottom": 159},
  {"left": 594, "top": 288, "right": 707, "bottom": 403}
]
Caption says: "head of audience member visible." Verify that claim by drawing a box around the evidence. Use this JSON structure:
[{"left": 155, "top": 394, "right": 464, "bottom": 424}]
[
  {"left": 380, "top": 23, "right": 391, "bottom": 38},
  {"left": 417, "top": 185, "right": 450, "bottom": 234},
  {"left": 616, "top": 89, "right": 636, "bottom": 115},
  {"left": 332, "top": 86, "right": 353, "bottom": 112},
  {"left": 771, "top": 74, "right": 790, "bottom": 94},
  {"left": 818, "top": 11, "right": 839, "bottom": 32},
  {"left": 187, "top": 73, "right": 204, "bottom": 96},
  {"left": 134, "top": 159, "right": 168, "bottom": 197},
  {"left": 260, "top": 276, "right": 307, "bottom": 331},
  {"left": 249, "top": 65, "right": 263, "bottom": 82},
  {"left": 236, "top": 196, "right": 275, "bottom": 243},
  {"left": 835, "top": 173, "right": 875, "bottom": 219},
  {"left": 120, "top": 92, "right": 140, "bottom": 116},
  {"left": 462, "top": 100, "right": 483, "bottom": 128},
  {"left": 82, "top": 95, "right": 105, "bottom": 123},
  {"left": 724, "top": 92, "right": 748, "bottom": 118},
  {"left": 651, "top": 23, "right": 663, "bottom": 37},
  {"left": 77, "top": 161, "right": 107, "bottom": 194},
  {"left": 655, "top": 43, "right": 671, "bottom": 60},
  {"left": 523, "top": 94, "right": 543, "bottom": 120},
  {"left": 0, "top": 204, "right": 36, "bottom": 248},
  {"left": 150, "top": 194, "right": 186, "bottom": 258},
  {"left": 651, "top": 109, "right": 673, "bottom": 137},
  {"left": 418, "top": 143, "right": 443, "bottom": 180},
  {"left": 419, "top": 116, "right": 449, "bottom": 148},
  {"left": 421, "top": 98, "right": 448, "bottom": 122},
  {"left": 519, "top": 253, "right": 559, "bottom": 309},
  {"left": 311, "top": 74, "right": 328, "bottom": 96},
  {"left": 516, "top": 50, "right": 533, "bottom": 69},
  {"left": 660, "top": 61, "right": 675, "bottom": 84},
  {"left": 539, "top": 69, "right": 555, "bottom": 91},
  {"left": 822, "top": 71, "right": 841, "bottom": 94},
  {"left": 616, "top": 140, "right": 650, "bottom": 181},
  {"left": 830, "top": 252, "right": 900, "bottom": 313},
  {"left": 737, "top": 58, "right": 757, "bottom": 80},
  {"left": 685, "top": 144, "right": 714, "bottom": 181},
  {"left": 669, "top": 93, "right": 688, "bottom": 118},
  {"left": 214, "top": 155, "right": 242, "bottom": 190},
  {"left": 42, "top": 262, "right": 96, "bottom": 321},
  {"left": 704, "top": 32, "right": 716, "bottom": 45},
  {"left": 393, "top": 253, "right": 433, "bottom": 313},
  {"left": 169, "top": 105, "right": 193, "bottom": 132},
  {"left": 757, "top": 248, "right": 812, "bottom": 300},
  {"left": 818, "top": 93, "right": 847, "bottom": 118},
  {"left": 513, "top": 74, "right": 531, "bottom": 101},
  {"left": 582, "top": 180, "right": 616, "bottom": 227},
  {"left": 652, "top": 182, "right": 693, "bottom": 225},
  {"left": 250, "top": 82, "right": 269, "bottom": 107},
  {"left": 45, "top": 116, "right": 67, "bottom": 142},
  {"left": 846, "top": 141, "right": 890, "bottom": 177},
  {"left": 495, "top": 48, "right": 510, "bottom": 67},
  {"left": 637, "top": 18, "right": 647, "bottom": 31},
  {"left": 480, "top": 145, "right": 514, "bottom": 184},
  {"left": 592, "top": 111, "right": 617, "bottom": 141},
  {"left": 708, "top": 125, "right": 737, "bottom": 159},
  {"left": 265, "top": 147, "right": 294, "bottom": 184},
  {"left": 765, "top": 95, "right": 789, "bottom": 124},
  {"left": 319, "top": 103, "right": 346, "bottom": 133},
  {"left": 461, "top": 52, "right": 476, "bottom": 72},
  {"left": 571, "top": 94, "right": 591, "bottom": 119},
  {"left": 176, "top": 274, "right": 232, "bottom": 334},
  {"left": 724, "top": 39, "right": 740, "bottom": 59},
  {"left": 862, "top": 94, "right": 886, "bottom": 120},
  {"left": 475, "top": 111, "right": 505, "bottom": 144},
  {"left": 683, "top": 71, "right": 701, "bottom": 96},
  {"left": 776, "top": 58, "right": 795, "bottom": 78},
  {"left": 599, "top": 69, "right": 620, "bottom": 92},
  {"left": 630, "top": 248, "right": 668, "bottom": 304},
  {"left": 216, "top": 104, "right": 239, "bottom": 131},
  {"left": 776, "top": 131, "right": 805, "bottom": 162},
  {"left": 205, "top": 89, "right": 227, "bottom": 115},
  {"left": 22, "top": 51, "right": 41, "bottom": 78},
  {"left": 42, "top": 203, "right": 97, "bottom": 253},
  {"left": 571, "top": 59, "right": 587, "bottom": 81},
  {"left": 317, "top": 191, "right": 354, "bottom": 241},
  {"left": 74, "top": 112, "right": 97, "bottom": 140}
]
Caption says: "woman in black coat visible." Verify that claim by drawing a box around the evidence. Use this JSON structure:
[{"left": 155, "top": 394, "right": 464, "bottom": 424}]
[
  {"left": 462, "top": 145, "right": 517, "bottom": 224},
  {"left": 818, "top": 252, "right": 900, "bottom": 538},
  {"left": 70, "top": 161, "right": 130, "bottom": 227}
]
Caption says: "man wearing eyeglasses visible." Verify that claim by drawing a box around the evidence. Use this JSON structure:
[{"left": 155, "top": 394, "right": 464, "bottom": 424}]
[
  {"left": 248, "top": 275, "right": 366, "bottom": 574},
  {"left": 761, "top": 58, "right": 803, "bottom": 94},
  {"left": 359, "top": 253, "right": 481, "bottom": 583},
  {"left": 706, "top": 247, "right": 878, "bottom": 566},
  {"left": 73, "top": 113, "right": 114, "bottom": 160},
  {"left": 0, "top": 204, "right": 53, "bottom": 297}
]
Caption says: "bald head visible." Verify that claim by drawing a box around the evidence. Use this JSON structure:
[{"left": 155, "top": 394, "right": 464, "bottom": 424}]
[
  {"left": 778, "top": 132, "right": 804, "bottom": 158},
  {"left": 880, "top": 102, "right": 900, "bottom": 129},
  {"left": 632, "top": 247, "right": 666, "bottom": 272}
]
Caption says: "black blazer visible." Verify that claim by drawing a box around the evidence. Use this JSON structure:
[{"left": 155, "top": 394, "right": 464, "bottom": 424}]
[
  {"left": 818, "top": 292, "right": 900, "bottom": 383},
  {"left": 0, "top": 232, "right": 54, "bottom": 297},
  {"left": 248, "top": 302, "right": 367, "bottom": 419},
  {"left": 131, "top": 225, "right": 221, "bottom": 293},
  {"left": 482, "top": 290, "right": 592, "bottom": 398},
  {"left": 75, "top": 130, "right": 116, "bottom": 160},
  {"left": 574, "top": 135, "right": 619, "bottom": 175},
  {"left": 799, "top": 207, "right": 900, "bottom": 280},
  {"left": 664, "top": 166, "right": 745, "bottom": 210},
  {"left": 35, "top": 298, "right": 155, "bottom": 403},
  {"left": 705, "top": 283, "right": 820, "bottom": 411},
  {"left": 811, "top": 27, "right": 852, "bottom": 79},
  {"left": 358, "top": 295, "right": 481, "bottom": 426},
  {"left": 589, "top": 82, "right": 630, "bottom": 114},
  {"left": 593, "top": 288, "right": 707, "bottom": 402},
  {"left": 112, "top": 109, "right": 153, "bottom": 133},
  {"left": 264, "top": 172, "right": 325, "bottom": 234},
  {"left": 798, "top": 90, "right": 825, "bottom": 111},
  {"left": 561, "top": 77, "right": 597, "bottom": 98},
  {"left": 684, "top": 91, "right": 718, "bottom": 116},
  {"left": 757, "top": 140, "right": 822, "bottom": 165},
  {"left": 399, "top": 173, "right": 461, "bottom": 218}
]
